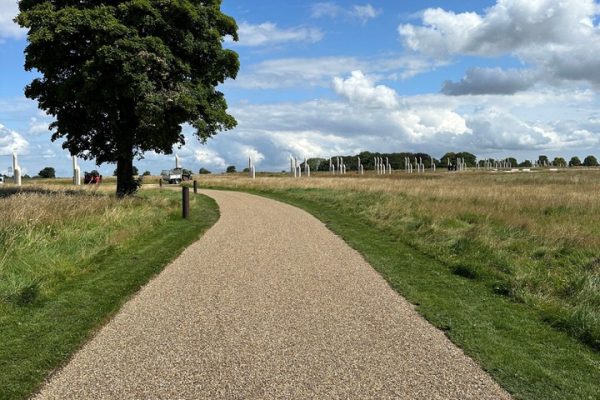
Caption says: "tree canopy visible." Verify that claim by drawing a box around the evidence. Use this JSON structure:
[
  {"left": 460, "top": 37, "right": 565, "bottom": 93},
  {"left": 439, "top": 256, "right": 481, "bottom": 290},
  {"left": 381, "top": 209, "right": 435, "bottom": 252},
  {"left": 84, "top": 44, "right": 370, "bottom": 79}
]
[
  {"left": 552, "top": 157, "right": 567, "bottom": 167},
  {"left": 583, "top": 155, "right": 599, "bottom": 167},
  {"left": 17, "top": 0, "right": 239, "bottom": 195},
  {"left": 38, "top": 166, "right": 55, "bottom": 178}
]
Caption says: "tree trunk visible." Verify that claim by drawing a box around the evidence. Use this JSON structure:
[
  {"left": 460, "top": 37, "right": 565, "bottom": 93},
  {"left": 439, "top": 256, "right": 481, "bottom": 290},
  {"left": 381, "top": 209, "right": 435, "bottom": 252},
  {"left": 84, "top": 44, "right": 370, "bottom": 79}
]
[
  {"left": 116, "top": 149, "right": 137, "bottom": 197},
  {"left": 115, "top": 104, "right": 138, "bottom": 197}
]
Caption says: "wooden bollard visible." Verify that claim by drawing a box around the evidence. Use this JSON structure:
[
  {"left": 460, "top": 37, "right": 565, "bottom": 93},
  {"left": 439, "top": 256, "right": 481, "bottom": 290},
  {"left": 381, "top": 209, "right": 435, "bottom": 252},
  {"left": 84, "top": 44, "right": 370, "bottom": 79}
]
[
  {"left": 182, "top": 186, "right": 189, "bottom": 219},
  {"left": 159, "top": 178, "right": 162, "bottom": 188},
  {"left": 193, "top": 180, "right": 197, "bottom": 194}
]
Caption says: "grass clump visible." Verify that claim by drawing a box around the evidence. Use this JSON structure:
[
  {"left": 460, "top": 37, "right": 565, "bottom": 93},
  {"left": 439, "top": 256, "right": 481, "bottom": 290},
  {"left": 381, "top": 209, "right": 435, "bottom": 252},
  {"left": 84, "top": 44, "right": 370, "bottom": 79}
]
[{"left": 0, "top": 186, "right": 219, "bottom": 400}]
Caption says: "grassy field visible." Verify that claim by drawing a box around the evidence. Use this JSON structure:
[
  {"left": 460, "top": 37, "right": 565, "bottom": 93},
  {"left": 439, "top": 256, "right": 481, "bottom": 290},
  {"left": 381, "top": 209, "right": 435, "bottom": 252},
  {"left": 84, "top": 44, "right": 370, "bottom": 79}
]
[
  {"left": 0, "top": 185, "right": 219, "bottom": 400},
  {"left": 198, "top": 169, "right": 600, "bottom": 400}
]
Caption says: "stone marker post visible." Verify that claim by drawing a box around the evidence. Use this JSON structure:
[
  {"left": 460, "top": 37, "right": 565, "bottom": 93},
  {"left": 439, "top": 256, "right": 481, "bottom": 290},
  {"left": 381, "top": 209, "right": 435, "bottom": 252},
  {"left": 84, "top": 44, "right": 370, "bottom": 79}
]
[
  {"left": 72, "top": 155, "right": 81, "bottom": 185},
  {"left": 12, "top": 152, "right": 21, "bottom": 186}
]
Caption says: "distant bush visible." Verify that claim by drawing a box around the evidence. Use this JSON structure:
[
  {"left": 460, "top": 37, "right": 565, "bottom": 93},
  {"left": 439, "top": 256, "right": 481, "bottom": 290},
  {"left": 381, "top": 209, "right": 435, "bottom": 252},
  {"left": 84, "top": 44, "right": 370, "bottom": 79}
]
[
  {"left": 226, "top": 165, "right": 236, "bottom": 173},
  {"left": 519, "top": 160, "right": 532, "bottom": 167},
  {"left": 199, "top": 168, "right": 211, "bottom": 174},
  {"left": 38, "top": 167, "right": 55, "bottom": 179},
  {"left": 583, "top": 155, "right": 598, "bottom": 167}
]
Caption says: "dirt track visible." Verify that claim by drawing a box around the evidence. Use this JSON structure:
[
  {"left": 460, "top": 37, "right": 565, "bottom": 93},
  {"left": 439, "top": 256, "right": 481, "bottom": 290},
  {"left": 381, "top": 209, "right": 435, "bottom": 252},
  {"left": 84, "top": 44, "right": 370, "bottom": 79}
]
[{"left": 34, "top": 190, "right": 510, "bottom": 399}]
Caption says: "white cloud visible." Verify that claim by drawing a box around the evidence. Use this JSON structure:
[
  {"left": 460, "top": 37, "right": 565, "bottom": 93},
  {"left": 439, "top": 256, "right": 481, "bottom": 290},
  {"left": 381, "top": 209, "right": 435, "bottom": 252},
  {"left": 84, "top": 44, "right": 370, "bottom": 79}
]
[
  {"left": 332, "top": 71, "right": 399, "bottom": 108},
  {"left": 399, "top": 0, "right": 600, "bottom": 90},
  {"left": 28, "top": 117, "right": 52, "bottom": 135},
  {"left": 229, "top": 55, "right": 442, "bottom": 89},
  {"left": 0, "top": 123, "right": 28, "bottom": 155},
  {"left": 233, "top": 22, "right": 323, "bottom": 47},
  {"left": 239, "top": 146, "right": 265, "bottom": 164},
  {"left": 311, "top": 2, "right": 342, "bottom": 18},
  {"left": 312, "top": 2, "right": 381, "bottom": 23},
  {"left": 194, "top": 148, "right": 227, "bottom": 169},
  {"left": 352, "top": 4, "right": 382, "bottom": 23},
  {"left": 0, "top": 0, "right": 24, "bottom": 40}
]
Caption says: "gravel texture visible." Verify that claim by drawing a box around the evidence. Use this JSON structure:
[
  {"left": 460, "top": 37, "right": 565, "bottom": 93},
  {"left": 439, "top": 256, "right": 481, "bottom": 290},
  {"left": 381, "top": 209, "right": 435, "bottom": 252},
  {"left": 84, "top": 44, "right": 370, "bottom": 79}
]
[{"left": 34, "top": 190, "right": 511, "bottom": 399}]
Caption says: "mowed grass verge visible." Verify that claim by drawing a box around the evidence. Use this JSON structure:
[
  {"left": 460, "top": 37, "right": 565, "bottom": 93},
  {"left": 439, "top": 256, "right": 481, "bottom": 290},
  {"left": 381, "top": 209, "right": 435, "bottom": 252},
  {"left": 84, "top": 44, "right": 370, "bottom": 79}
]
[
  {"left": 0, "top": 186, "right": 219, "bottom": 400},
  {"left": 200, "top": 172, "right": 600, "bottom": 400}
]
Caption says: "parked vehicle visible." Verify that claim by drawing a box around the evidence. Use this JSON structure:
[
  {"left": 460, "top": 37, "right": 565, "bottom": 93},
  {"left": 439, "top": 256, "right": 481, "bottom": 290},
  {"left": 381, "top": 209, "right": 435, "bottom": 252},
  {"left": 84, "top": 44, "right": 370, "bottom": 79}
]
[
  {"left": 0, "top": 176, "right": 4, "bottom": 184},
  {"left": 84, "top": 171, "right": 102, "bottom": 184},
  {"left": 160, "top": 168, "right": 192, "bottom": 184}
]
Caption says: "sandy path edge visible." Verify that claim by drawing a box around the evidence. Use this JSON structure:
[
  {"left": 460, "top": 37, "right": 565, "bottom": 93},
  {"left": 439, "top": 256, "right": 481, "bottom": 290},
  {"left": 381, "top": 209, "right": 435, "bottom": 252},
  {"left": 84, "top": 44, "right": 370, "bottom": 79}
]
[{"left": 33, "top": 189, "right": 511, "bottom": 399}]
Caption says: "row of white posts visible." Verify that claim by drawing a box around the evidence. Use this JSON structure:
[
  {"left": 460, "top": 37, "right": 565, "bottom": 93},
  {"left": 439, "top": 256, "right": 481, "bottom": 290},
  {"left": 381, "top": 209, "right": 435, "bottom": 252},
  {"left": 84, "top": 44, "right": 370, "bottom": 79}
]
[
  {"left": 290, "top": 155, "right": 311, "bottom": 178},
  {"left": 375, "top": 157, "right": 392, "bottom": 175},
  {"left": 286, "top": 155, "right": 446, "bottom": 177},
  {"left": 479, "top": 159, "right": 512, "bottom": 170},
  {"left": 405, "top": 157, "right": 426, "bottom": 174},
  {"left": 357, "top": 157, "right": 364, "bottom": 175},
  {"left": 329, "top": 157, "right": 347, "bottom": 175},
  {"left": 449, "top": 157, "right": 467, "bottom": 171}
]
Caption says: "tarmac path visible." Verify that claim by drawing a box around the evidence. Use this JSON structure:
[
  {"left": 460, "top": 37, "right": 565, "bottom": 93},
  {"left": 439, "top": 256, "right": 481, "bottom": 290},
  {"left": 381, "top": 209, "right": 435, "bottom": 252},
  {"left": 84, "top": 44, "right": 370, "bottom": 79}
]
[{"left": 34, "top": 190, "right": 511, "bottom": 399}]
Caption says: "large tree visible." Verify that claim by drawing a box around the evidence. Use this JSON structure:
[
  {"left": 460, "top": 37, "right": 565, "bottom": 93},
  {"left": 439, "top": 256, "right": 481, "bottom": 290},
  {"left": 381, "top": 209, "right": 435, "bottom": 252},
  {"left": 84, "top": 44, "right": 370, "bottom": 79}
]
[{"left": 17, "top": 0, "right": 239, "bottom": 195}]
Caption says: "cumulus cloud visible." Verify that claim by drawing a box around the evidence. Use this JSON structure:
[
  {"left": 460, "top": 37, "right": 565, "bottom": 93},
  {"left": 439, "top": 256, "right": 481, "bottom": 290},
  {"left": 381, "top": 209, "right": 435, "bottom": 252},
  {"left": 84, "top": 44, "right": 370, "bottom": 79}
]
[
  {"left": 352, "top": 4, "right": 382, "bottom": 23},
  {"left": 311, "top": 2, "right": 342, "bottom": 18},
  {"left": 400, "top": 0, "right": 600, "bottom": 89},
  {"left": 0, "top": 124, "right": 29, "bottom": 155},
  {"left": 0, "top": 0, "right": 24, "bottom": 40},
  {"left": 194, "top": 148, "right": 227, "bottom": 169},
  {"left": 465, "top": 108, "right": 553, "bottom": 150},
  {"left": 442, "top": 67, "right": 537, "bottom": 95},
  {"left": 233, "top": 22, "right": 323, "bottom": 47},
  {"left": 312, "top": 2, "right": 381, "bottom": 23},
  {"left": 27, "top": 117, "right": 52, "bottom": 135},
  {"left": 229, "top": 55, "right": 442, "bottom": 89},
  {"left": 332, "top": 71, "right": 399, "bottom": 108}
]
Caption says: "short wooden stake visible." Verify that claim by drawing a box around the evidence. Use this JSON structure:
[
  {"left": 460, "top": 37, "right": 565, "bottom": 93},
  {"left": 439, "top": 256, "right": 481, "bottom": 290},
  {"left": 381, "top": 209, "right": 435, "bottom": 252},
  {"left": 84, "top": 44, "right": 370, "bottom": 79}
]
[
  {"left": 182, "top": 186, "right": 190, "bottom": 219},
  {"left": 193, "top": 180, "right": 198, "bottom": 194}
]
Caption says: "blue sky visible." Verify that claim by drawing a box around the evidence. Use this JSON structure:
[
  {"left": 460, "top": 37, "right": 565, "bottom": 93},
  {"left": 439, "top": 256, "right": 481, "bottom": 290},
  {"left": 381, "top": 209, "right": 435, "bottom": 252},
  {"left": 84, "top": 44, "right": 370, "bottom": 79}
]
[{"left": 1, "top": 0, "right": 600, "bottom": 176}]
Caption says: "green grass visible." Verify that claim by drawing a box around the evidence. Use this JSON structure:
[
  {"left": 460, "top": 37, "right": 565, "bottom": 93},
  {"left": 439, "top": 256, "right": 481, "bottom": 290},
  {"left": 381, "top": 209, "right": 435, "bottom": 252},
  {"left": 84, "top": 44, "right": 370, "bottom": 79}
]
[
  {"left": 200, "top": 183, "right": 600, "bottom": 400},
  {"left": 0, "top": 188, "right": 219, "bottom": 400}
]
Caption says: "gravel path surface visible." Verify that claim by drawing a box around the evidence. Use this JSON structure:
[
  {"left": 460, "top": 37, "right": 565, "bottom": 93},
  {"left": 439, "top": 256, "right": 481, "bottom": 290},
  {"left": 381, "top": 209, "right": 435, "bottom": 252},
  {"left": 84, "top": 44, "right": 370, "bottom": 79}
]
[{"left": 34, "top": 190, "right": 511, "bottom": 399}]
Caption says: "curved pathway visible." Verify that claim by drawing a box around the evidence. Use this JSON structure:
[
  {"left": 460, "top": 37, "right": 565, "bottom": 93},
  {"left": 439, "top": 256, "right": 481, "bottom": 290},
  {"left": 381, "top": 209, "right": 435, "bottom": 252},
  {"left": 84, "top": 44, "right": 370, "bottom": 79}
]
[{"left": 35, "top": 190, "right": 510, "bottom": 399}]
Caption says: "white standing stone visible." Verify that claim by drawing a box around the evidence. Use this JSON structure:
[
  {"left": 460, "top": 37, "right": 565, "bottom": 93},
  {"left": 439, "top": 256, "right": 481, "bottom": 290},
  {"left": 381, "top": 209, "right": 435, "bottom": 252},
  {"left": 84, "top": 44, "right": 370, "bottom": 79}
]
[
  {"left": 248, "top": 156, "right": 256, "bottom": 179},
  {"left": 72, "top": 156, "right": 81, "bottom": 185},
  {"left": 290, "top": 155, "right": 295, "bottom": 177},
  {"left": 13, "top": 153, "right": 21, "bottom": 186}
]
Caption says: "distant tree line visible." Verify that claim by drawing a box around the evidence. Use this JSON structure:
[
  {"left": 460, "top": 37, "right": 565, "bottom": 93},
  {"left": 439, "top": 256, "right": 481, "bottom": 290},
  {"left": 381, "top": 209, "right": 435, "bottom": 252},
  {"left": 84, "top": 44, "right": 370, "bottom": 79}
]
[{"left": 302, "top": 152, "right": 600, "bottom": 171}]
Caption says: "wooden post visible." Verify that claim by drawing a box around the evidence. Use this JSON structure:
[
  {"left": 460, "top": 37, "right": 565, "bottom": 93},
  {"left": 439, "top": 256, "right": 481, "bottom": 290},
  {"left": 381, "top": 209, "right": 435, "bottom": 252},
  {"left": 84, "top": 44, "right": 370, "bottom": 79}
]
[
  {"left": 193, "top": 180, "right": 197, "bottom": 194},
  {"left": 182, "top": 186, "right": 189, "bottom": 219},
  {"left": 159, "top": 178, "right": 162, "bottom": 188}
]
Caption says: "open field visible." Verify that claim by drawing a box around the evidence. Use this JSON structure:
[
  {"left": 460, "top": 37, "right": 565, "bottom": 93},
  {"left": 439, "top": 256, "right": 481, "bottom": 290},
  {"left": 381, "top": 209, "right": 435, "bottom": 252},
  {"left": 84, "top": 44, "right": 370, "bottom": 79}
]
[
  {"left": 0, "top": 186, "right": 219, "bottom": 399},
  {"left": 198, "top": 169, "right": 600, "bottom": 400}
]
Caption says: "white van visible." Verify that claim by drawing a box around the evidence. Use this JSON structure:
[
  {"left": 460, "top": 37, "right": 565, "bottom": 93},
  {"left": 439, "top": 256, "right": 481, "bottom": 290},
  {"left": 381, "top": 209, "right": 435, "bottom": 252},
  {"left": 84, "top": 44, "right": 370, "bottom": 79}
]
[{"left": 0, "top": 176, "right": 4, "bottom": 184}]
